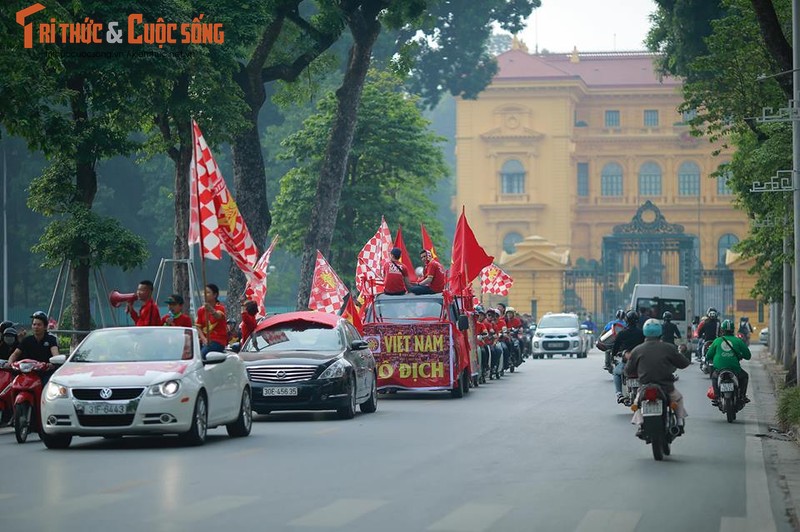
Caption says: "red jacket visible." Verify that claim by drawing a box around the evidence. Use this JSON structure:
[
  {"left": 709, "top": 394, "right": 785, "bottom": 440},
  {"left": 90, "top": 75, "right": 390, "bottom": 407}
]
[
  {"left": 240, "top": 312, "right": 257, "bottom": 344},
  {"left": 129, "top": 299, "right": 161, "bottom": 326},
  {"left": 162, "top": 313, "right": 193, "bottom": 328}
]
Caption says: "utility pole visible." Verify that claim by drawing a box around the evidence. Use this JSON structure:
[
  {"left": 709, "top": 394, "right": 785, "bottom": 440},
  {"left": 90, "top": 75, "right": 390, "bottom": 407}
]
[{"left": 793, "top": 0, "right": 800, "bottom": 384}]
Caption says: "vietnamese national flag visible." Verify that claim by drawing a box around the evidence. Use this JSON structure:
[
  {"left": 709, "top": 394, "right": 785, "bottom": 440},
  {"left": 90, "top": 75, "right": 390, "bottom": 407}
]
[
  {"left": 189, "top": 120, "right": 262, "bottom": 283},
  {"left": 449, "top": 207, "right": 494, "bottom": 295},
  {"left": 421, "top": 223, "right": 438, "bottom": 260},
  {"left": 340, "top": 294, "right": 364, "bottom": 334},
  {"left": 394, "top": 225, "right": 417, "bottom": 283}
]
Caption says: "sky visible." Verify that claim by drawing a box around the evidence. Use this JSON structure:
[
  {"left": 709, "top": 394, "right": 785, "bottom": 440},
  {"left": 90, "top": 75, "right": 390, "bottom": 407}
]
[{"left": 517, "top": 0, "right": 658, "bottom": 53}]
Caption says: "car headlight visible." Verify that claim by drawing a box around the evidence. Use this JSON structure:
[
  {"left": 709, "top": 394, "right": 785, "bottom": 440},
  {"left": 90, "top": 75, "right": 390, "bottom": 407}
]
[
  {"left": 535, "top": 332, "right": 544, "bottom": 338},
  {"left": 148, "top": 380, "right": 181, "bottom": 397},
  {"left": 319, "top": 358, "right": 350, "bottom": 380},
  {"left": 569, "top": 332, "right": 578, "bottom": 337},
  {"left": 45, "top": 382, "right": 68, "bottom": 400}
]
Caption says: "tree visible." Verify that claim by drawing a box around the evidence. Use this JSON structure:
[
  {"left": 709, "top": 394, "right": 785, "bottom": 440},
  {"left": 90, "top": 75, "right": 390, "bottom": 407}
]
[{"left": 273, "top": 70, "right": 447, "bottom": 280}]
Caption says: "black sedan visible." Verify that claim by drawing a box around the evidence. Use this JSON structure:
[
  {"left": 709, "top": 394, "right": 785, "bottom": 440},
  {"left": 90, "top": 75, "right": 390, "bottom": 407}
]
[{"left": 238, "top": 311, "right": 377, "bottom": 419}]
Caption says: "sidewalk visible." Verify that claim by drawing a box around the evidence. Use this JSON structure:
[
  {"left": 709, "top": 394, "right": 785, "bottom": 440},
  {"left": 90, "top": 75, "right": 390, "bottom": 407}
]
[{"left": 752, "top": 347, "right": 800, "bottom": 530}]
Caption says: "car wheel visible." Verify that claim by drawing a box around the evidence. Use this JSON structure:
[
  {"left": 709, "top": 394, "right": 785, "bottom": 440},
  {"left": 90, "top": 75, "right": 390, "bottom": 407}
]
[
  {"left": 180, "top": 393, "right": 208, "bottom": 446},
  {"left": 451, "top": 371, "right": 465, "bottom": 398},
  {"left": 226, "top": 389, "right": 253, "bottom": 437},
  {"left": 41, "top": 432, "right": 72, "bottom": 449},
  {"left": 360, "top": 374, "right": 378, "bottom": 413},
  {"left": 337, "top": 375, "right": 357, "bottom": 419}
]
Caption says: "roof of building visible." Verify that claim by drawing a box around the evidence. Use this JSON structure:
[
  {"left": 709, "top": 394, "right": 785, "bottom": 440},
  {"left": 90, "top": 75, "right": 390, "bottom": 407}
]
[{"left": 494, "top": 48, "right": 681, "bottom": 88}]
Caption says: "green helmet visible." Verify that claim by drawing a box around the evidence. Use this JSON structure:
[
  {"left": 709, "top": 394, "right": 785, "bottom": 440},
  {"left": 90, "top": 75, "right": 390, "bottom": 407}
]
[{"left": 721, "top": 319, "right": 734, "bottom": 334}]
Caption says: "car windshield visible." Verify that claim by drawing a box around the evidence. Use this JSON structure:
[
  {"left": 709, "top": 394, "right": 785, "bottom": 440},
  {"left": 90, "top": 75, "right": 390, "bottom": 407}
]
[
  {"left": 70, "top": 328, "right": 194, "bottom": 362},
  {"left": 635, "top": 298, "right": 686, "bottom": 321},
  {"left": 538, "top": 316, "right": 579, "bottom": 329},
  {"left": 372, "top": 297, "right": 444, "bottom": 319},
  {"left": 244, "top": 322, "right": 343, "bottom": 352}
]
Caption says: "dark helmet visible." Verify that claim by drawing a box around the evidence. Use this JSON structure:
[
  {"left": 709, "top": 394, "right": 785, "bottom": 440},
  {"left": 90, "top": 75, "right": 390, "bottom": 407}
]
[
  {"left": 474, "top": 305, "right": 485, "bottom": 314},
  {"left": 625, "top": 310, "right": 640, "bottom": 325},
  {"left": 662, "top": 311, "right": 673, "bottom": 321},
  {"left": 615, "top": 309, "right": 625, "bottom": 320},
  {"left": 740, "top": 316, "right": 749, "bottom": 322},
  {"left": 30, "top": 311, "right": 48, "bottom": 323},
  {"left": 721, "top": 319, "right": 735, "bottom": 334},
  {"left": 0, "top": 320, "right": 12, "bottom": 334},
  {"left": 2, "top": 327, "right": 17, "bottom": 345},
  {"left": 706, "top": 307, "right": 718, "bottom": 319}
]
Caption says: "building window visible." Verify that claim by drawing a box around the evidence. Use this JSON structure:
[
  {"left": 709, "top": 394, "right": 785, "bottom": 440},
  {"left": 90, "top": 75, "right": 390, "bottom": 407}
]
[
  {"left": 503, "top": 232, "right": 524, "bottom": 254},
  {"left": 644, "top": 110, "right": 659, "bottom": 127},
  {"left": 681, "top": 109, "right": 697, "bottom": 123},
  {"left": 605, "top": 110, "right": 620, "bottom": 127},
  {"left": 718, "top": 234, "right": 739, "bottom": 265},
  {"left": 638, "top": 162, "right": 662, "bottom": 196},
  {"left": 577, "top": 163, "right": 589, "bottom": 197},
  {"left": 717, "top": 170, "right": 733, "bottom": 195},
  {"left": 601, "top": 163, "right": 623, "bottom": 196},
  {"left": 678, "top": 161, "right": 701, "bottom": 196},
  {"left": 500, "top": 159, "right": 525, "bottom": 194}
]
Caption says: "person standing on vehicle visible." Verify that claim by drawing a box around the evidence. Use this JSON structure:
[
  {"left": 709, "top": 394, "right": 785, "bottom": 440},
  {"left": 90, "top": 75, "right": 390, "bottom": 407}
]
[
  {"left": 8, "top": 311, "right": 59, "bottom": 364},
  {"left": 383, "top": 247, "right": 411, "bottom": 295},
  {"left": 196, "top": 283, "right": 227, "bottom": 356},
  {"left": 611, "top": 310, "right": 645, "bottom": 404},
  {"left": 409, "top": 250, "right": 446, "bottom": 294},
  {"left": 161, "top": 294, "right": 193, "bottom": 328},
  {"left": 706, "top": 319, "right": 751, "bottom": 404},
  {"left": 240, "top": 300, "right": 258, "bottom": 345},
  {"left": 626, "top": 318, "right": 690, "bottom": 434},
  {"left": 660, "top": 311, "right": 681, "bottom": 345},
  {"left": 127, "top": 280, "right": 161, "bottom": 326}
]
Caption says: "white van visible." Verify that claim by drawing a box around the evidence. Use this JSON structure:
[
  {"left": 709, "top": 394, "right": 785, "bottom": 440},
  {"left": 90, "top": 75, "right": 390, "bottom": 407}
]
[{"left": 629, "top": 284, "right": 692, "bottom": 348}]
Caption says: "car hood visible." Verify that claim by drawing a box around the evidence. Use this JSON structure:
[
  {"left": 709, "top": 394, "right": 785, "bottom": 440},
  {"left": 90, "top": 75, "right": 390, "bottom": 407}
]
[
  {"left": 52, "top": 361, "right": 194, "bottom": 387},
  {"left": 239, "top": 350, "right": 343, "bottom": 366},
  {"left": 537, "top": 327, "right": 580, "bottom": 335}
]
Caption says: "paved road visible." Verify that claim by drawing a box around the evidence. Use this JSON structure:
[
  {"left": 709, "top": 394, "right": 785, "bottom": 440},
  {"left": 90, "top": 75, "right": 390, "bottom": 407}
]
[{"left": 0, "top": 346, "right": 797, "bottom": 532}]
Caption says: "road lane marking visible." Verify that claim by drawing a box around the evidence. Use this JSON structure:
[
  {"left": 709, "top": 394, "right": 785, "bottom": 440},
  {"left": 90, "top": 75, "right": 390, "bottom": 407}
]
[
  {"left": 720, "top": 516, "right": 748, "bottom": 532},
  {"left": 290, "top": 498, "right": 387, "bottom": 527},
  {"left": 742, "top": 377, "right": 777, "bottom": 532},
  {"left": 573, "top": 510, "right": 641, "bottom": 532},
  {"left": 165, "top": 495, "right": 259, "bottom": 523},
  {"left": 427, "top": 503, "right": 512, "bottom": 532}
]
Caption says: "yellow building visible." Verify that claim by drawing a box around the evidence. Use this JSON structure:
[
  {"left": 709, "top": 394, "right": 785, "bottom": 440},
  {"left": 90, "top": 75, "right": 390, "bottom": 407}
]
[{"left": 455, "top": 45, "right": 765, "bottom": 328}]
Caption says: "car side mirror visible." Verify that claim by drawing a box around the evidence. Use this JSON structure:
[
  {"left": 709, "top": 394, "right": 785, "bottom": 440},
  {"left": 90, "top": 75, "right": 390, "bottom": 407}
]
[
  {"left": 457, "top": 315, "right": 470, "bottom": 331},
  {"left": 50, "top": 355, "right": 67, "bottom": 365},
  {"left": 204, "top": 352, "right": 228, "bottom": 364},
  {"left": 229, "top": 342, "right": 241, "bottom": 353},
  {"left": 350, "top": 339, "right": 368, "bottom": 351}
]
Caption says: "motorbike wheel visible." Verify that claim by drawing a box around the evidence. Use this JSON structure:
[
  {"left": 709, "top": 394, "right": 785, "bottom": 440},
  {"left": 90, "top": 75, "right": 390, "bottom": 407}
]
[
  {"left": 662, "top": 439, "right": 671, "bottom": 456},
  {"left": 14, "top": 403, "right": 31, "bottom": 444},
  {"left": 724, "top": 397, "right": 735, "bottom": 423},
  {"left": 651, "top": 432, "right": 664, "bottom": 461}
]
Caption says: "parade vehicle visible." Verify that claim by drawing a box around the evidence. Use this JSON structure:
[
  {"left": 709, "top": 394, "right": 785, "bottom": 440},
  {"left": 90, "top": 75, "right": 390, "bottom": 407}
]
[
  {"left": 40, "top": 327, "right": 252, "bottom": 449},
  {"left": 361, "top": 293, "right": 476, "bottom": 397},
  {"left": 237, "top": 311, "right": 377, "bottom": 419}
]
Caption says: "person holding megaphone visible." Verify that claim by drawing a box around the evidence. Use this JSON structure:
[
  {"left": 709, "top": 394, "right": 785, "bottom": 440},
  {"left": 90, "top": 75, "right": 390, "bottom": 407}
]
[{"left": 126, "top": 280, "right": 161, "bottom": 327}]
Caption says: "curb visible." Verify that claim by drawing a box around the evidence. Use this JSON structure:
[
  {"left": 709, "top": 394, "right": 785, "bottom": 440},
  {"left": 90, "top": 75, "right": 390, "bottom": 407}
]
[{"left": 760, "top": 352, "right": 800, "bottom": 443}]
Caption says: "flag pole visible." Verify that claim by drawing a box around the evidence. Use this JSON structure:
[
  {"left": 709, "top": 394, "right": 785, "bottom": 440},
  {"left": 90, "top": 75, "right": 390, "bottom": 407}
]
[{"left": 191, "top": 120, "right": 209, "bottom": 303}]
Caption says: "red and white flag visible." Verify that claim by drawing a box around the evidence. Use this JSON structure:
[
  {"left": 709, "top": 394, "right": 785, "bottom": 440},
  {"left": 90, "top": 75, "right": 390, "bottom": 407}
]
[
  {"left": 245, "top": 235, "right": 279, "bottom": 318},
  {"left": 309, "top": 251, "right": 349, "bottom": 314},
  {"left": 189, "top": 120, "right": 262, "bottom": 282},
  {"left": 355, "top": 217, "right": 393, "bottom": 296},
  {"left": 480, "top": 264, "right": 514, "bottom": 296}
]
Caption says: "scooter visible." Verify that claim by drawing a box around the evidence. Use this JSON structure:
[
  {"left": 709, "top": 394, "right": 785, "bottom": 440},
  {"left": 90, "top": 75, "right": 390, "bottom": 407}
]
[
  {"left": 622, "top": 372, "right": 639, "bottom": 408},
  {"left": 714, "top": 369, "right": 745, "bottom": 423},
  {"left": 0, "top": 361, "right": 14, "bottom": 425},
  {"left": 9, "top": 359, "right": 51, "bottom": 443},
  {"left": 635, "top": 384, "right": 682, "bottom": 461}
]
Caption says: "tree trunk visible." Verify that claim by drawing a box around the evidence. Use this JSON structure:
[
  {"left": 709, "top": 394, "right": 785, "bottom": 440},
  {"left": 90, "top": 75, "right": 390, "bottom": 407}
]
[
  {"left": 172, "top": 117, "right": 193, "bottom": 304},
  {"left": 750, "top": 0, "right": 793, "bottom": 98},
  {"left": 70, "top": 260, "right": 90, "bottom": 345},
  {"left": 295, "top": 9, "right": 383, "bottom": 309}
]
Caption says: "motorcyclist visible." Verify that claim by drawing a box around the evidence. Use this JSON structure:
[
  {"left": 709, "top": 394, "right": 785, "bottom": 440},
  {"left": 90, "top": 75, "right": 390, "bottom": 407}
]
[
  {"left": 660, "top": 311, "right": 681, "bottom": 345},
  {"left": 474, "top": 306, "right": 491, "bottom": 381},
  {"left": 0, "top": 327, "right": 20, "bottom": 361},
  {"left": 602, "top": 309, "right": 626, "bottom": 371},
  {"left": 504, "top": 307, "right": 524, "bottom": 366},
  {"left": 485, "top": 309, "right": 504, "bottom": 379},
  {"left": 706, "top": 319, "right": 752, "bottom": 405},
  {"left": 8, "top": 311, "right": 59, "bottom": 364},
  {"left": 737, "top": 317, "right": 754, "bottom": 344},
  {"left": 611, "top": 310, "right": 645, "bottom": 404},
  {"left": 696, "top": 307, "right": 720, "bottom": 360},
  {"left": 626, "top": 318, "right": 690, "bottom": 435}
]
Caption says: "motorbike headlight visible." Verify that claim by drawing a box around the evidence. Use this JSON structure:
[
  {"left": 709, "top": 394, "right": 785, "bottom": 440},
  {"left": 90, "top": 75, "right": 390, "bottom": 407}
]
[
  {"left": 149, "top": 380, "right": 181, "bottom": 397},
  {"left": 45, "top": 382, "right": 68, "bottom": 400},
  {"left": 18, "top": 362, "right": 34, "bottom": 373},
  {"left": 319, "top": 358, "right": 350, "bottom": 380}
]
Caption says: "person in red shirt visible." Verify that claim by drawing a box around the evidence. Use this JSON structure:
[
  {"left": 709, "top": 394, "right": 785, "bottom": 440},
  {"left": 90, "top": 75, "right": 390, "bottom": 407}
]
[
  {"left": 474, "top": 307, "right": 491, "bottom": 382},
  {"left": 409, "top": 249, "right": 446, "bottom": 294},
  {"left": 162, "top": 294, "right": 193, "bottom": 328},
  {"left": 485, "top": 308, "right": 504, "bottom": 379},
  {"left": 127, "top": 280, "right": 161, "bottom": 326},
  {"left": 196, "top": 283, "right": 227, "bottom": 355},
  {"left": 240, "top": 300, "right": 258, "bottom": 346},
  {"left": 383, "top": 247, "right": 411, "bottom": 295}
]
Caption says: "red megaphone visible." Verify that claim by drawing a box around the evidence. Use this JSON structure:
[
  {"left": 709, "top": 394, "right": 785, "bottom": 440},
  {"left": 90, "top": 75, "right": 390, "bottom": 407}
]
[{"left": 109, "top": 290, "right": 138, "bottom": 308}]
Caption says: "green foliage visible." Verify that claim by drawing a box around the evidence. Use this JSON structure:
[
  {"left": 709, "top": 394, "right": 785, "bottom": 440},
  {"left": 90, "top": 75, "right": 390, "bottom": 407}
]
[
  {"left": 273, "top": 69, "right": 448, "bottom": 279},
  {"left": 777, "top": 384, "right": 800, "bottom": 428},
  {"left": 32, "top": 207, "right": 148, "bottom": 270}
]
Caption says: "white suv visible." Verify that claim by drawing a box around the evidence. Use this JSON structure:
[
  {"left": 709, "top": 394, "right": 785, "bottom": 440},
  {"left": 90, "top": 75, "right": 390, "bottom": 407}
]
[{"left": 532, "top": 313, "right": 588, "bottom": 359}]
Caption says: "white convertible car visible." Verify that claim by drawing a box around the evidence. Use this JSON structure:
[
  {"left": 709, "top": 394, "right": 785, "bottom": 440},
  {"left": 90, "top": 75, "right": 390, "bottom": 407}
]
[{"left": 40, "top": 326, "right": 251, "bottom": 449}]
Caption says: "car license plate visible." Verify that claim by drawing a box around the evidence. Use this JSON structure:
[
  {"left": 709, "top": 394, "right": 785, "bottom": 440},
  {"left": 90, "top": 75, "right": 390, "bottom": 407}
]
[
  {"left": 627, "top": 379, "right": 639, "bottom": 388},
  {"left": 263, "top": 387, "right": 298, "bottom": 397},
  {"left": 720, "top": 382, "right": 735, "bottom": 392},
  {"left": 641, "top": 401, "right": 662, "bottom": 416},
  {"left": 83, "top": 403, "right": 127, "bottom": 415},
  {"left": 547, "top": 342, "right": 567, "bottom": 349}
]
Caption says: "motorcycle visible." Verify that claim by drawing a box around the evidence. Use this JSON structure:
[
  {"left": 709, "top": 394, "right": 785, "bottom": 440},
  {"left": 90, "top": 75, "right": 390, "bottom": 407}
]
[
  {"left": 715, "top": 369, "right": 745, "bottom": 423},
  {"left": 0, "top": 361, "right": 14, "bottom": 425},
  {"left": 9, "top": 359, "right": 52, "bottom": 443},
  {"left": 509, "top": 327, "right": 524, "bottom": 369},
  {"left": 635, "top": 384, "right": 682, "bottom": 461},
  {"left": 622, "top": 372, "right": 639, "bottom": 408},
  {"left": 699, "top": 341, "right": 713, "bottom": 374},
  {"left": 736, "top": 332, "right": 750, "bottom": 346}
]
